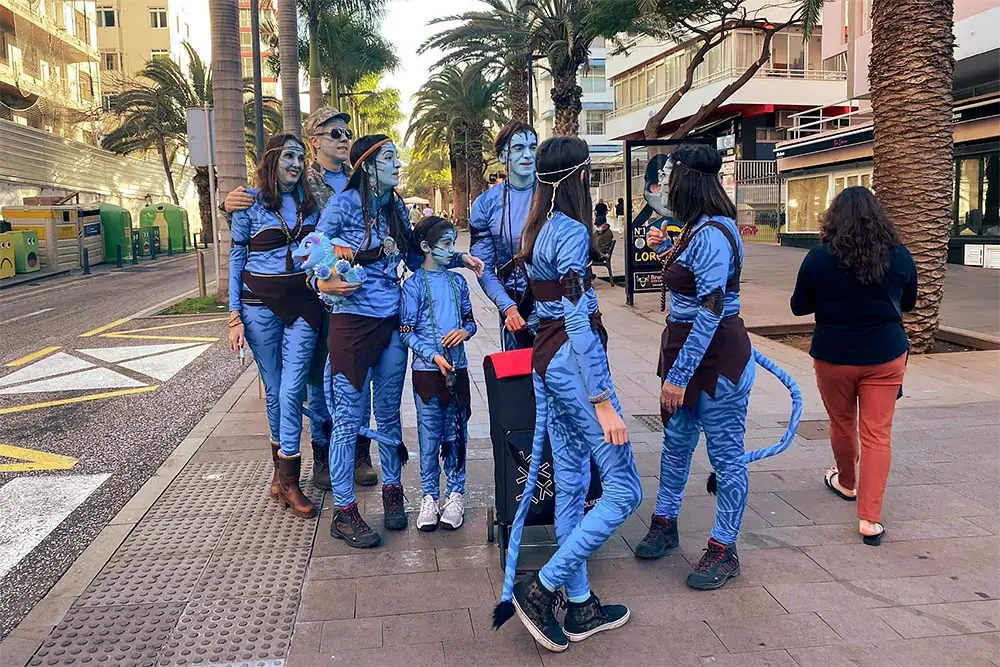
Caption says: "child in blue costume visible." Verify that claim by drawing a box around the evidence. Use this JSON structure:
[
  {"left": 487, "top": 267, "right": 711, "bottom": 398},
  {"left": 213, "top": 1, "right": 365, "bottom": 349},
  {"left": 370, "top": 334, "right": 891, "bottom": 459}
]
[
  {"left": 634, "top": 144, "right": 801, "bottom": 590},
  {"left": 227, "top": 133, "right": 323, "bottom": 518},
  {"left": 470, "top": 120, "right": 538, "bottom": 351},
  {"left": 314, "top": 135, "right": 484, "bottom": 548},
  {"left": 493, "top": 138, "right": 642, "bottom": 653},
  {"left": 399, "top": 216, "right": 477, "bottom": 532}
]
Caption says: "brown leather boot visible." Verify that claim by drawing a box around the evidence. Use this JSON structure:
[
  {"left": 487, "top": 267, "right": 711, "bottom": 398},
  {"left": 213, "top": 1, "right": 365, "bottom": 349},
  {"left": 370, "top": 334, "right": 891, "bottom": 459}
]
[
  {"left": 277, "top": 452, "right": 317, "bottom": 518},
  {"left": 269, "top": 441, "right": 280, "bottom": 498}
]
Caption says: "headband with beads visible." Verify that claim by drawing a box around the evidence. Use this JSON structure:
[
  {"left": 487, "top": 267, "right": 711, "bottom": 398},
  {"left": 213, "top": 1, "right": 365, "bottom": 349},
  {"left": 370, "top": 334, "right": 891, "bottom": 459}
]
[{"left": 536, "top": 157, "right": 591, "bottom": 219}]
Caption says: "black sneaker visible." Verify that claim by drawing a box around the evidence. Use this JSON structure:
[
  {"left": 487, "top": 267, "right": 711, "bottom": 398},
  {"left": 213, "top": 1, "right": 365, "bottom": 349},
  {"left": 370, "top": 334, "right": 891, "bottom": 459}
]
[
  {"left": 634, "top": 515, "right": 679, "bottom": 559},
  {"left": 563, "top": 593, "right": 630, "bottom": 642},
  {"left": 686, "top": 538, "right": 740, "bottom": 590},
  {"left": 311, "top": 442, "right": 331, "bottom": 490},
  {"left": 330, "top": 503, "right": 382, "bottom": 548},
  {"left": 512, "top": 574, "right": 569, "bottom": 653},
  {"left": 382, "top": 485, "right": 408, "bottom": 531}
]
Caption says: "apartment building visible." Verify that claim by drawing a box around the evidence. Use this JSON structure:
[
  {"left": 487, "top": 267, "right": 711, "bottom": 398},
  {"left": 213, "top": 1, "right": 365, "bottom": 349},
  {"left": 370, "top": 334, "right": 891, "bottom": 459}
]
[
  {"left": 776, "top": 0, "right": 999, "bottom": 265},
  {"left": 0, "top": 0, "right": 102, "bottom": 143},
  {"left": 239, "top": 0, "right": 278, "bottom": 100},
  {"left": 96, "top": 0, "right": 195, "bottom": 99}
]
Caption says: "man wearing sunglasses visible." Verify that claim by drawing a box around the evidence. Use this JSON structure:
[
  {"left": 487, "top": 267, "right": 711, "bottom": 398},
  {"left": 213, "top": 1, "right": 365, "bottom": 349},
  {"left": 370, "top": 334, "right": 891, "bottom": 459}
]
[{"left": 221, "top": 107, "right": 380, "bottom": 492}]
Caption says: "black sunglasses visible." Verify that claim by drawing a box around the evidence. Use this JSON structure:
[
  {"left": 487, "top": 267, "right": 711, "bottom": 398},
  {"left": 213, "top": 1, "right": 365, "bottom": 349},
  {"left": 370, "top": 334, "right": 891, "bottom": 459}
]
[{"left": 321, "top": 128, "right": 352, "bottom": 141}]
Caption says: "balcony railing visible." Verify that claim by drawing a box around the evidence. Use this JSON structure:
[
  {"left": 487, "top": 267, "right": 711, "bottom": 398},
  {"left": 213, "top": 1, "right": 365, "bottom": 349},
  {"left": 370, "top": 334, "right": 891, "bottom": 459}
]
[{"left": 7, "top": 0, "right": 99, "bottom": 59}]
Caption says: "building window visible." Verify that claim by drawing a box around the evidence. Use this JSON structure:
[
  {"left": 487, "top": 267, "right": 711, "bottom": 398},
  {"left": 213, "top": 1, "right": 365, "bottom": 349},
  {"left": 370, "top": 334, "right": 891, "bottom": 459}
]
[
  {"left": 583, "top": 110, "right": 607, "bottom": 136},
  {"left": 97, "top": 7, "right": 116, "bottom": 27},
  {"left": 79, "top": 71, "right": 94, "bottom": 102},
  {"left": 150, "top": 8, "right": 168, "bottom": 29},
  {"left": 103, "top": 51, "right": 119, "bottom": 71},
  {"left": 580, "top": 64, "right": 607, "bottom": 94},
  {"left": 240, "top": 32, "right": 252, "bottom": 49},
  {"left": 240, "top": 8, "right": 251, "bottom": 26},
  {"left": 0, "top": 30, "right": 9, "bottom": 64},
  {"left": 956, "top": 153, "right": 1000, "bottom": 237},
  {"left": 241, "top": 56, "right": 253, "bottom": 76},
  {"left": 151, "top": 49, "right": 170, "bottom": 61},
  {"left": 786, "top": 176, "right": 830, "bottom": 233},
  {"left": 102, "top": 93, "right": 118, "bottom": 110}
]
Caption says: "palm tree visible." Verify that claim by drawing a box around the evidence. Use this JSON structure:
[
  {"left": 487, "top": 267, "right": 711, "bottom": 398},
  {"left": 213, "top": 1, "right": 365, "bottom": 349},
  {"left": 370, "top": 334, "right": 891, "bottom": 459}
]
[
  {"left": 869, "top": 0, "right": 954, "bottom": 352},
  {"left": 408, "top": 65, "right": 506, "bottom": 224},
  {"left": 277, "top": 0, "right": 302, "bottom": 134},
  {"left": 344, "top": 73, "right": 403, "bottom": 139},
  {"left": 420, "top": 0, "right": 533, "bottom": 123},
  {"left": 298, "top": 0, "right": 387, "bottom": 114},
  {"left": 308, "top": 11, "right": 399, "bottom": 110}
]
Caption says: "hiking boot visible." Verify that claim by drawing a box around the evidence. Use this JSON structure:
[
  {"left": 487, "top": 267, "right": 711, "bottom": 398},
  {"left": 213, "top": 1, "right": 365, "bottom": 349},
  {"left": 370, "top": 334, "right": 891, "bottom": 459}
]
[
  {"left": 563, "top": 592, "right": 630, "bottom": 642},
  {"left": 382, "top": 484, "right": 407, "bottom": 531},
  {"left": 686, "top": 538, "right": 740, "bottom": 590},
  {"left": 439, "top": 492, "right": 464, "bottom": 530},
  {"left": 311, "top": 442, "right": 331, "bottom": 490},
  {"left": 330, "top": 503, "right": 382, "bottom": 548},
  {"left": 512, "top": 574, "right": 569, "bottom": 653},
  {"left": 276, "top": 453, "right": 317, "bottom": 518},
  {"left": 353, "top": 435, "right": 378, "bottom": 486},
  {"left": 269, "top": 441, "right": 280, "bottom": 498},
  {"left": 416, "top": 494, "right": 439, "bottom": 532},
  {"left": 634, "top": 515, "right": 679, "bottom": 559}
]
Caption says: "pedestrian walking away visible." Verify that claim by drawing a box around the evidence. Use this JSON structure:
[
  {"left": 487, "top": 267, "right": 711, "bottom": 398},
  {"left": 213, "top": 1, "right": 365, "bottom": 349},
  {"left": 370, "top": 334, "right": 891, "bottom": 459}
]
[
  {"left": 226, "top": 133, "right": 324, "bottom": 519},
  {"left": 399, "top": 216, "right": 477, "bottom": 532},
  {"left": 470, "top": 120, "right": 539, "bottom": 351},
  {"left": 493, "top": 137, "right": 641, "bottom": 653},
  {"left": 314, "top": 134, "right": 484, "bottom": 548},
  {"left": 636, "top": 145, "right": 801, "bottom": 590},
  {"left": 791, "top": 186, "right": 917, "bottom": 547}
]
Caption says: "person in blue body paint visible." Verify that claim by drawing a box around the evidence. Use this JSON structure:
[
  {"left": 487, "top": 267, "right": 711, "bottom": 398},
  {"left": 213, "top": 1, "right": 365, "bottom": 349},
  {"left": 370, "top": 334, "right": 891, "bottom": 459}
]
[
  {"left": 634, "top": 144, "right": 755, "bottom": 590},
  {"left": 470, "top": 120, "right": 538, "bottom": 351},
  {"left": 226, "top": 133, "right": 322, "bottom": 518},
  {"left": 314, "top": 134, "right": 484, "bottom": 548},
  {"left": 399, "top": 216, "right": 477, "bottom": 532},
  {"left": 493, "top": 137, "right": 641, "bottom": 653}
]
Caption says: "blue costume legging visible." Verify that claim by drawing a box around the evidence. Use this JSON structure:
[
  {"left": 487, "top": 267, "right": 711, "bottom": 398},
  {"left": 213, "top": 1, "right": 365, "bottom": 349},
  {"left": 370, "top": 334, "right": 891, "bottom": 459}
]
[
  {"left": 655, "top": 357, "right": 756, "bottom": 545},
  {"left": 305, "top": 321, "right": 332, "bottom": 448},
  {"left": 325, "top": 330, "right": 406, "bottom": 507},
  {"left": 413, "top": 394, "right": 467, "bottom": 500},
  {"left": 533, "top": 345, "right": 643, "bottom": 598},
  {"left": 241, "top": 306, "right": 317, "bottom": 456}
]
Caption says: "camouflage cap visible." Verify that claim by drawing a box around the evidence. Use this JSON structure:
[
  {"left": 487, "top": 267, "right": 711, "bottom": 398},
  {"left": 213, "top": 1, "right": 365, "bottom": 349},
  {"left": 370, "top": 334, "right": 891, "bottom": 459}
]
[{"left": 303, "top": 106, "right": 351, "bottom": 137}]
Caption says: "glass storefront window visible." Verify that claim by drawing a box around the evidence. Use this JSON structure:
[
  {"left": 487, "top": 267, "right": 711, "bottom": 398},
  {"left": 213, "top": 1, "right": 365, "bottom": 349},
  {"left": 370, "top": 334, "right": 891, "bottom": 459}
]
[
  {"left": 787, "top": 176, "right": 830, "bottom": 233},
  {"left": 956, "top": 153, "right": 1000, "bottom": 237}
]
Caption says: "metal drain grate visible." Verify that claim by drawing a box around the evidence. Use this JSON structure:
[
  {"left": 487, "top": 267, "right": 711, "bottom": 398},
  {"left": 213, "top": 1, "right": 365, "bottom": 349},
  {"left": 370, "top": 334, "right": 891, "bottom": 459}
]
[
  {"left": 632, "top": 414, "right": 663, "bottom": 432},
  {"left": 74, "top": 555, "right": 210, "bottom": 608},
  {"left": 156, "top": 597, "right": 298, "bottom": 666},
  {"left": 192, "top": 548, "right": 310, "bottom": 601},
  {"left": 31, "top": 603, "right": 185, "bottom": 666},
  {"left": 789, "top": 419, "right": 830, "bottom": 441}
]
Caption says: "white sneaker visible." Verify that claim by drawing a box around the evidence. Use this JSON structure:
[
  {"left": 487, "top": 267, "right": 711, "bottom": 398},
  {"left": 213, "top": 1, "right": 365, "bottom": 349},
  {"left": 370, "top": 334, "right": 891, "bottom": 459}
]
[
  {"left": 416, "top": 494, "right": 439, "bottom": 532},
  {"left": 439, "top": 492, "right": 465, "bottom": 530}
]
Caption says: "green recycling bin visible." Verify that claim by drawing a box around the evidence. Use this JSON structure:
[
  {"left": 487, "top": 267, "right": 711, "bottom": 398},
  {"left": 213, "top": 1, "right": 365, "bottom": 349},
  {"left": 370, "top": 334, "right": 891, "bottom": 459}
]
[
  {"left": 10, "top": 230, "right": 41, "bottom": 273},
  {"left": 132, "top": 227, "right": 161, "bottom": 256},
  {"left": 140, "top": 203, "right": 188, "bottom": 253},
  {"left": 99, "top": 202, "right": 133, "bottom": 261}
]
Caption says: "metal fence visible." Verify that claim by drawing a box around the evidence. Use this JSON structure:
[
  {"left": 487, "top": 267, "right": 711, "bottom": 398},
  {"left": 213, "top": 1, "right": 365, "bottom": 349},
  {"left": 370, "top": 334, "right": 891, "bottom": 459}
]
[{"left": 734, "top": 160, "right": 780, "bottom": 244}]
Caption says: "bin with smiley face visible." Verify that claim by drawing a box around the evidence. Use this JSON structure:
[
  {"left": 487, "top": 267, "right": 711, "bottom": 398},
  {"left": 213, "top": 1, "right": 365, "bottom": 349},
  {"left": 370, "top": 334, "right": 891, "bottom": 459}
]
[
  {"left": 0, "top": 233, "right": 15, "bottom": 279},
  {"left": 10, "top": 230, "right": 41, "bottom": 273}
]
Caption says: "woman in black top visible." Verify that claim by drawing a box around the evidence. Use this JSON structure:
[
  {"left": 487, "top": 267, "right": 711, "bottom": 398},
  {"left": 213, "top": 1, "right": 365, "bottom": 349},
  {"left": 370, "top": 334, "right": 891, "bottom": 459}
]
[{"left": 791, "top": 187, "right": 917, "bottom": 546}]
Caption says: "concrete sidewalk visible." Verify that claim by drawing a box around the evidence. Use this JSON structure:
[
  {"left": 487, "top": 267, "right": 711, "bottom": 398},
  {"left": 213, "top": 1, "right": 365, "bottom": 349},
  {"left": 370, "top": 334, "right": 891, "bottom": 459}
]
[{"left": 4, "top": 262, "right": 999, "bottom": 667}]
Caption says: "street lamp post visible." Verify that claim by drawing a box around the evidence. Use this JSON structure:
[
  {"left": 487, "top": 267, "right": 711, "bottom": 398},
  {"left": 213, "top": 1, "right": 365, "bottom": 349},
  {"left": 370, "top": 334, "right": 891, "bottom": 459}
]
[
  {"left": 249, "top": 0, "right": 265, "bottom": 160},
  {"left": 526, "top": 52, "right": 534, "bottom": 124}
]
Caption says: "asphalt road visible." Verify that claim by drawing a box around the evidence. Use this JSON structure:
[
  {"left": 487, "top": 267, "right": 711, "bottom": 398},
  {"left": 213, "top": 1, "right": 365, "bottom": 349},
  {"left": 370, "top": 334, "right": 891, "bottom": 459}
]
[{"left": 0, "top": 251, "right": 245, "bottom": 638}]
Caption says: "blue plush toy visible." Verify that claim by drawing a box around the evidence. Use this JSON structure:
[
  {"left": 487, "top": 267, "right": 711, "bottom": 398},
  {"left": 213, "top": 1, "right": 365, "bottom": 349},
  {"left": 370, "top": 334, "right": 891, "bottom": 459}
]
[{"left": 293, "top": 232, "right": 366, "bottom": 306}]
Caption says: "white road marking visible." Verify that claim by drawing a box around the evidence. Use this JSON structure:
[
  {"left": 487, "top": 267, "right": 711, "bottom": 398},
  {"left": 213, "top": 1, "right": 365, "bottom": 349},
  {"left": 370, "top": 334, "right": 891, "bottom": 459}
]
[
  {"left": 3, "top": 308, "right": 54, "bottom": 324},
  {"left": 0, "top": 473, "right": 111, "bottom": 580},
  {"left": 78, "top": 343, "right": 199, "bottom": 363},
  {"left": 0, "top": 368, "right": 146, "bottom": 394},
  {"left": 0, "top": 353, "right": 94, "bottom": 388},
  {"left": 118, "top": 344, "right": 211, "bottom": 380}
]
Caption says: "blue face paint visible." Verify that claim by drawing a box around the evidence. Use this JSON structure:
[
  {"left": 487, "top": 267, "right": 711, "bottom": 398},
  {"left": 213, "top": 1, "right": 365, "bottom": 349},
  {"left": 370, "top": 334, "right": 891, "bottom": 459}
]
[{"left": 428, "top": 230, "right": 457, "bottom": 267}]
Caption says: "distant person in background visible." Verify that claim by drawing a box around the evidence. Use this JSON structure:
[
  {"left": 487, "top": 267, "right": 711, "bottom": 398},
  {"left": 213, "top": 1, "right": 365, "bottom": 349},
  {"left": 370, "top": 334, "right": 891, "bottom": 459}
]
[
  {"left": 595, "top": 199, "right": 608, "bottom": 226},
  {"left": 594, "top": 219, "right": 614, "bottom": 259},
  {"left": 790, "top": 186, "right": 917, "bottom": 547},
  {"left": 615, "top": 197, "right": 624, "bottom": 219},
  {"left": 423, "top": 206, "right": 434, "bottom": 218}
]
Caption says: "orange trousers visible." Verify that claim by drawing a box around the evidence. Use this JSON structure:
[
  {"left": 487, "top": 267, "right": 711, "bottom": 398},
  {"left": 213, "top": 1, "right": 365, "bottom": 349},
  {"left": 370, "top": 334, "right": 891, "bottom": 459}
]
[{"left": 813, "top": 353, "right": 906, "bottom": 523}]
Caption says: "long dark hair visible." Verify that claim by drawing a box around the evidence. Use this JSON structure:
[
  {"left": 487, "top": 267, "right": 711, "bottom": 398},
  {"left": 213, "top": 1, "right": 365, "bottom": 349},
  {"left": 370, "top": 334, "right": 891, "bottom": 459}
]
[
  {"left": 822, "top": 186, "right": 900, "bottom": 285},
  {"left": 345, "top": 134, "right": 408, "bottom": 252},
  {"left": 666, "top": 144, "right": 736, "bottom": 226},
  {"left": 521, "top": 137, "right": 592, "bottom": 263},
  {"left": 254, "top": 134, "right": 317, "bottom": 215}
]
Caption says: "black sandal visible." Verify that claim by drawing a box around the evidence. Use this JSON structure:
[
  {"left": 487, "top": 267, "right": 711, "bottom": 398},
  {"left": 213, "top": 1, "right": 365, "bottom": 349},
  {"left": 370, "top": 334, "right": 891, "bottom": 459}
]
[
  {"left": 824, "top": 468, "right": 856, "bottom": 502},
  {"left": 862, "top": 523, "right": 885, "bottom": 546}
]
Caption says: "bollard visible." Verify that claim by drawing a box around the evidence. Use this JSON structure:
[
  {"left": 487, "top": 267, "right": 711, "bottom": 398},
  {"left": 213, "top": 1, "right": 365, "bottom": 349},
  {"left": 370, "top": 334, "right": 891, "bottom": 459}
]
[
  {"left": 82, "top": 248, "right": 90, "bottom": 275},
  {"left": 192, "top": 232, "right": 198, "bottom": 249},
  {"left": 115, "top": 244, "right": 123, "bottom": 269},
  {"left": 182, "top": 234, "right": 187, "bottom": 254},
  {"left": 150, "top": 239, "right": 158, "bottom": 260},
  {"left": 132, "top": 241, "right": 139, "bottom": 265},
  {"left": 167, "top": 236, "right": 173, "bottom": 256},
  {"left": 196, "top": 250, "right": 207, "bottom": 297}
]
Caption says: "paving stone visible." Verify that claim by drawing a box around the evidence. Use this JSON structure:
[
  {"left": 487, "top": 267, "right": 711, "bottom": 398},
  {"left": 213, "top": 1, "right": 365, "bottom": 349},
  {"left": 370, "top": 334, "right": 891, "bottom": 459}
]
[
  {"left": 435, "top": 545, "right": 492, "bottom": 570},
  {"left": 319, "top": 618, "right": 383, "bottom": 651},
  {"left": 786, "top": 643, "right": 902, "bottom": 667},
  {"left": 874, "top": 631, "right": 1000, "bottom": 667},
  {"left": 623, "top": 586, "right": 787, "bottom": 625},
  {"left": 747, "top": 493, "right": 814, "bottom": 527},
  {"left": 289, "top": 621, "right": 323, "bottom": 654},
  {"left": 442, "top": 635, "right": 542, "bottom": 667},
  {"left": 802, "top": 536, "right": 1000, "bottom": 580},
  {"left": 851, "top": 571, "right": 1000, "bottom": 607},
  {"left": 965, "top": 514, "right": 1000, "bottom": 534},
  {"left": 113, "top": 514, "right": 230, "bottom": 559},
  {"left": 583, "top": 553, "right": 694, "bottom": 597},
  {"left": 193, "top": 548, "right": 310, "bottom": 601},
  {"left": 696, "top": 650, "right": 799, "bottom": 667},
  {"left": 382, "top": 609, "right": 473, "bottom": 646},
  {"left": 355, "top": 569, "right": 494, "bottom": 618},
  {"left": 538, "top": 618, "right": 725, "bottom": 666},
  {"left": 875, "top": 600, "right": 1000, "bottom": 639},
  {"left": 215, "top": 505, "right": 318, "bottom": 553},
  {"left": 816, "top": 608, "right": 904, "bottom": 642},
  {"left": 287, "top": 640, "right": 446, "bottom": 667},
  {"left": 942, "top": 482, "right": 1000, "bottom": 512},
  {"left": 297, "top": 579, "right": 357, "bottom": 622},
  {"left": 675, "top": 546, "right": 834, "bottom": 587},
  {"left": 766, "top": 581, "right": 906, "bottom": 613},
  {"left": 74, "top": 555, "right": 209, "bottom": 608},
  {"left": 708, "top": 612, "right": 841, "bottom": 653},
  {"left": 308, "top": 549, "right": 437, "bottom": 580}
]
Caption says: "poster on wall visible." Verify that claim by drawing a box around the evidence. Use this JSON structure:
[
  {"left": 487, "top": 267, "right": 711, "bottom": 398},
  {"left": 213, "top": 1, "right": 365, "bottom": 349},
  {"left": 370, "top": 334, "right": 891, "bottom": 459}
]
[{"left": 624, "top": 138, "right": 714, "bottom": 306}]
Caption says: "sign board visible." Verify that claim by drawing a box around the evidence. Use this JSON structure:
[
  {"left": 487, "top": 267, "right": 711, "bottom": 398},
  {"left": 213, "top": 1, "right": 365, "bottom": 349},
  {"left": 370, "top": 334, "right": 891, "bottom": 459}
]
[
  {"left": 964, "top": 244, "right": 984, "bottom": 267},
  {"left": 186, "top": 108, "right": 215, "bottom": 167},
  {"left": 624, "top": 138, "right": 715, "bottom": 306}
]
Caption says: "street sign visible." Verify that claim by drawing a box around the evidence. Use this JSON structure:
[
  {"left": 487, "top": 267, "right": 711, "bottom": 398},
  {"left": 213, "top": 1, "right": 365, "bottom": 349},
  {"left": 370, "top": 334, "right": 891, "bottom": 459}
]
[{"left": 186, "top": 107, "right": 215, "bottom": 167}]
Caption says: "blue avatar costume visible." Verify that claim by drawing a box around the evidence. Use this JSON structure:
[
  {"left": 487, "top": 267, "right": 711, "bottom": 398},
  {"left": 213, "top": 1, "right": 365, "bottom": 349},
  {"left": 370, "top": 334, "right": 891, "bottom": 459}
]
[
  {"left": 230, "top": 187, "right": 324, "bottom": 516},
  {"left": 399, "top": 268, "right": 477, "bottom": 503}
]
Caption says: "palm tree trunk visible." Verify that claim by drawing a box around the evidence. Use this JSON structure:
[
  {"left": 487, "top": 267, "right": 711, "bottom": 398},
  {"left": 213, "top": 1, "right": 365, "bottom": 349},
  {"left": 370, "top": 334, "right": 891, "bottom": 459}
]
[
  {"left": 329, "top": 72, "right": 340, "bottom": 111},
  {"left": 308, "top": 19, "right": 323, "bottom": 115},
  {"left": 277, "top": 0, "right": 301, "bottom": 135},
  {"left": 551, "top": 64, "right": 582, "bottom": 137},
  {"left": 210, "top": 0, "right": 247, "bottom": 302},
  {"left": 155, "top": 131, "right": 180, "bottom": 205},
  {"left": 870, "top": 0, "right": 954, "bottom": 353},
  {"left": 507, "top": 63, "right": 530, "bottom": 123},
  {"left": 450, "top": 137, "right": 470, "bottom": 226},
  {"left": 194, "top": 166, "right": 214, "bottom": 240}
]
